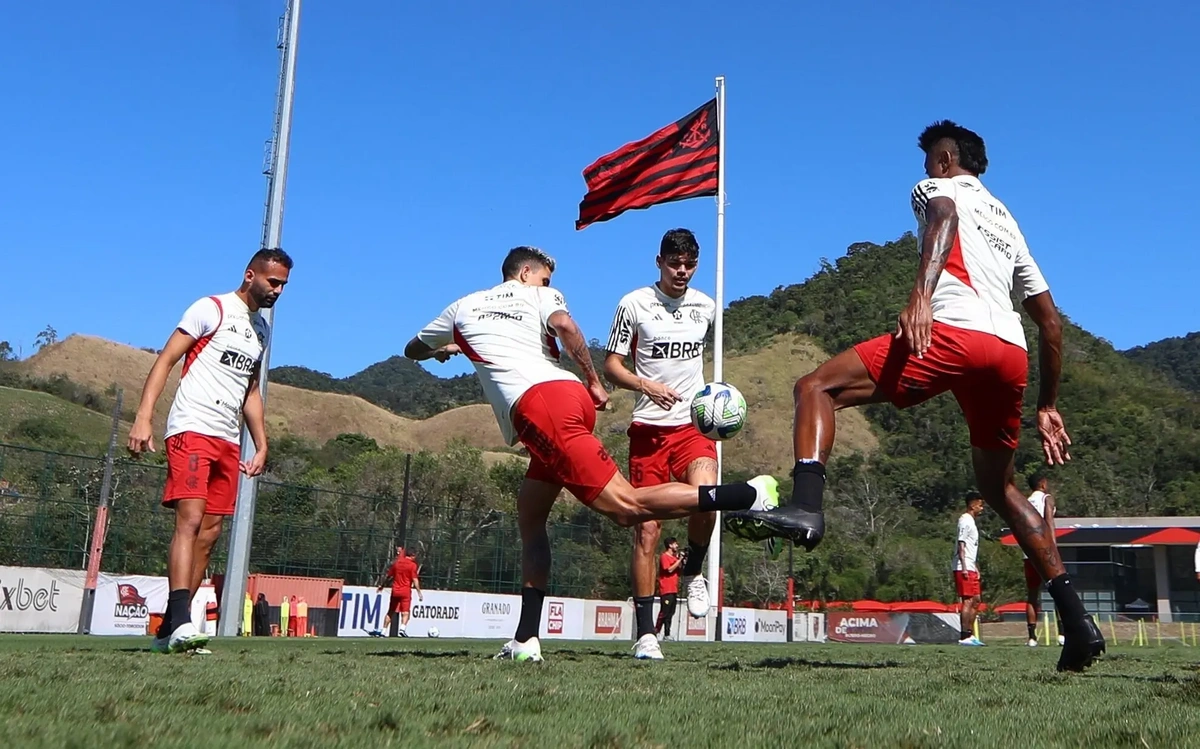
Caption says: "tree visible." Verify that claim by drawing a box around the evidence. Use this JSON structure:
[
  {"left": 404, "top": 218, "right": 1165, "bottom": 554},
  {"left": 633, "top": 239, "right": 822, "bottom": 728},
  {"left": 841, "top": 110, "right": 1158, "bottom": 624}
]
[
  {"left": 0, "top": 341, "right": 14, "bottom": 361},
  {"left": 34, "top": 325, "right": 57, "bottom": 350}
]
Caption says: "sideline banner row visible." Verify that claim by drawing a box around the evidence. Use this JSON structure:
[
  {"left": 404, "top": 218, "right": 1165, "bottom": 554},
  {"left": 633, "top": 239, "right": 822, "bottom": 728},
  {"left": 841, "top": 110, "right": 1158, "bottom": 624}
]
[{"left": 0, "top": 566, "right": 85, "bottom": 633}]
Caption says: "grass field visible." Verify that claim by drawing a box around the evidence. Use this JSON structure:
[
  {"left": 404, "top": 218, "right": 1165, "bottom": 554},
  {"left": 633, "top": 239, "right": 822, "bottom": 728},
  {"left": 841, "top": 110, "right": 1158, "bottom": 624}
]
[{"left": 2, "top": 636, "right": 1198, "bottom": 747}]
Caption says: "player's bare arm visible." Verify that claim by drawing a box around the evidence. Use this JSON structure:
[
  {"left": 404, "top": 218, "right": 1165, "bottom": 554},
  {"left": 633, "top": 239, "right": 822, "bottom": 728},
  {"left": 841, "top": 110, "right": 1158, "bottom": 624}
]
[
  {"left": 403, "top": 337, "right": 461, "bottom": 363},
  {"left": 897, "top": 196, "right": 958, "bottom": 358},
  {"left": 413, "top": 572, "right": 424, "bottom": 601},
  {"left": 127, "top": 329, "right": 197, "bottom": 456},
  {"left": 547, "top": 310, "right": 609, "bottom": 411},
  {"left": 1045, "top": 493, "right": 1057, "bottom": 535},
  {"left": 602, "top": 352, "right": 681, "bottom": 411},
  {"left": 240, "top": 369, "right": 268, "bottom": 477},
  {"left": 1022, "top": 290, "right": 1071, "bottom": 465}
]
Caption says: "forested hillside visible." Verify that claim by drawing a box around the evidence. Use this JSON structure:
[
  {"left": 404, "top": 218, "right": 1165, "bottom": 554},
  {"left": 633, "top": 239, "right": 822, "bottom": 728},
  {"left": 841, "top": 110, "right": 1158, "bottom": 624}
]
[{"left": 1124, "top": 332, "right": 1200, "bottom": 395}]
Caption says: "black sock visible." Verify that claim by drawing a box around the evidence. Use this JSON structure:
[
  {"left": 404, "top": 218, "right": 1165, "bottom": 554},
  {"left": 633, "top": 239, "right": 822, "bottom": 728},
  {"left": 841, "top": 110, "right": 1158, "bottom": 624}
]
[
  {"left": 1047, "top": 574, "right": 1088, "bottom": 632},
  {"left": 697, "top": 483, "right": 756, "bottom": 512},
  {"left": 682, "top": 542, "right": 708, "bottom": 576},
  {"left": 634, "top": 596, "right": 656, "bottom": 638},
  {"left": 1028, "top": 623, "right": 1038, "bottom": 640},
  {"left": 960, "top": 629, "right": 971, "bottom": 640},
  {"left": 515, "top": 587, "right": 545, "bottom": 643},
  {"left": 164, "top": 589, "right": 190, "bottom": 634},
  {"left": 790, "top": 460, "right": 826, "bottom": 512}
]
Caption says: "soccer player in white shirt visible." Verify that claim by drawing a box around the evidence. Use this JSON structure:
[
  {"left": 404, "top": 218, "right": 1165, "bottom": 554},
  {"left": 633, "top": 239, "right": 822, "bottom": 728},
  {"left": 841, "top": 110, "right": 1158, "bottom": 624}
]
[
  {"left": 128, "top": 248, "right": 292, "bottom": 654},
  {"left": 725, "top": 120, "right": 1104, "bottom": 672},
  {"left": 404, "top": 246, "right": 778, "bottom": 663},
  {"left": 1023, "top": 474, "right": 1057, "bottom": 646},
  {"left": 603, "top": 229, "right": 718, "bottom": 660},
  {"left": 953, "top": 496, "right": 985, "bottom": 646}
]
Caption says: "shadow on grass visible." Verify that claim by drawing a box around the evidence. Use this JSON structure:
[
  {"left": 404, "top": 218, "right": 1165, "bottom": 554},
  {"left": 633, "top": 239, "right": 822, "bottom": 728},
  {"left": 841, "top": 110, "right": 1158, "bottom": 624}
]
[
  {"left": 364, "top": 650, "right": 474, "bottom": 659},
  {"left": 710, "top": 657, "right": 903, "bottom": 671}
]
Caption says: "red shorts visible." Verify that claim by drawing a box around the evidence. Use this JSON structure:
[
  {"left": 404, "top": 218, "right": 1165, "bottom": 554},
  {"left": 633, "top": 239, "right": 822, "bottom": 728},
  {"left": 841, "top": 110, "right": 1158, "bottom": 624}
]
[
  {"left": 627, "top": 422, "right": 717, "bottom": 488},
  {"left": 513, "top": 380, "right": 619, "bottom": 504},
  {"left": 954, "top": 570, "right": 981, "bottom": 598},
  {"left": 389, "top": 592, "right": 412, "bottom": 614},
  {"left": 162, "top": 431, "right": 241, "bottom": 516},
  {"left": 1023, "top": 559, "right": 1043, "bottom": 589},
  {"left": 853, "top": 322, "right": 1028, "bottom": 450}
]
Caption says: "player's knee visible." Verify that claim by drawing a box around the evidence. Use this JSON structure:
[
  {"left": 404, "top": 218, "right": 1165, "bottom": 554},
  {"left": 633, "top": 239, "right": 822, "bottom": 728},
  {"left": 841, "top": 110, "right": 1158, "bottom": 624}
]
[{"left": 634, "top": 520, "right": 662, "bottom": 552}]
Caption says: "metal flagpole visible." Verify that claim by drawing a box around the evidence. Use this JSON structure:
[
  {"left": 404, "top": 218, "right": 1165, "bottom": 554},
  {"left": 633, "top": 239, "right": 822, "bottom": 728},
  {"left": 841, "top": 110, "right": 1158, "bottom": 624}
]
[
  {"left": 706, "top": 75, "right": 726, "bottom": 639},
  {"left": 217, "top": 0, "right": 302, "bottom": 637}
]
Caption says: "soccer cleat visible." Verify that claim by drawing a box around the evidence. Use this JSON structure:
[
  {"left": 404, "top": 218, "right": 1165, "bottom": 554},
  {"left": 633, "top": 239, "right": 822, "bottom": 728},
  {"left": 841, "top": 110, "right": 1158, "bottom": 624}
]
[
  {"left": 723, "top": 502, "right": 825, "bottom": 551},
  {"left": 633, "top": 633, "right": 664, "bottom": 660},
  {"left": 1028, "top": 638, "right": 1039, "bottom": 648},
  {"left": 958, "top": 636, "right": 985, "bottom": 647},
  {"left": 149, "top": 635, "right": 170, "bottom": 654},
  {"left": 494, "top": 637, "right": 543, "bottom": 662},
  {"left": 167, "top": 622, "right": 210, "bottom": 654},
  {"left": 1056, "top": 615, "right": 1105, "bottom": 673},
  {"left": 397, "top": 627, "right": 409, "bottom": 638},
  {"left": 682, "top": 574, "right": 710, "bottom": 619},
  {"left": 747, "top": 475, "right": 780, "bottom": 512}
]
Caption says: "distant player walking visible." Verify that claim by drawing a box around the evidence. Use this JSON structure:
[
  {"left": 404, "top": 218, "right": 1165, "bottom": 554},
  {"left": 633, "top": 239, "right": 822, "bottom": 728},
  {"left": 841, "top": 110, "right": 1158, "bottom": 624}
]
[
  {"left": 129, "top": 248, "right": 292, "bottom": 654},
  {"left": 404, "top": 246, "right": 777, "bottom": 663},
  {"left": 654, "top": 537, "right": 683, "bottom": 641},
  {"left": 725, "top": 121, "right": 1105, "bottom": 672},
  {"left": 376, "top": 546, "right": 423, "bottom": 637},
  {"left": 954, "top": 496, "right": 985, "bottom": 646},
  {"left": 603, "top": 228, "right": 718, "bottom": 660},
  {"left": 1023, "top": 474, "right": 1057, "bottom": 646}
]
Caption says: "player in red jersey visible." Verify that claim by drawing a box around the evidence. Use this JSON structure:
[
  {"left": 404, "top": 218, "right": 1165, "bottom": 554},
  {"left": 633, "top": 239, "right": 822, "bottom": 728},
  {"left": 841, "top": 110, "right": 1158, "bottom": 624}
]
[
  {"left": 129, "top": 248, "right": 292, "bottom": 654},
  {"left": 724, "top": 121, "right": 1104, "bottom": 672},
  {"left": 376, "top": 546, "right": 424, "bottom": 637},
  {"left": 603, "top": 229, "right": 718, "bottom": 660},
  {"left": 404, "top": 246, "right": 779, "bottom": 662},
  {"left": 654, "top": 537, "right": 683, "bottom": 640}
]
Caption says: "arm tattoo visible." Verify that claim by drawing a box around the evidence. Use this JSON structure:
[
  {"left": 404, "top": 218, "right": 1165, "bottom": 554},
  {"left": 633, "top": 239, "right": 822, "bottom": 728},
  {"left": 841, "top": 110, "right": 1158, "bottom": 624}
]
[{"left": 914, "top": 198, "right": 958, "bottom": 297}]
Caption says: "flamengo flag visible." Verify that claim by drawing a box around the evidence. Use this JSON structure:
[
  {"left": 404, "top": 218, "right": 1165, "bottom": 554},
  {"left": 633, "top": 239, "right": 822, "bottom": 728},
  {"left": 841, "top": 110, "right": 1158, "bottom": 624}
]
[{"left": 575, "top": 98, "right": 719, "bottom": 230}]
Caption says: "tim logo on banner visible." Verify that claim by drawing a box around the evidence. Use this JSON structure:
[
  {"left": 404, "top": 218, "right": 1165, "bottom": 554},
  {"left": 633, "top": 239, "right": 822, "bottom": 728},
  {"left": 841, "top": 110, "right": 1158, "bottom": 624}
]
[{"left": 339, "top": 587, "right": 384, "bottom": 637}]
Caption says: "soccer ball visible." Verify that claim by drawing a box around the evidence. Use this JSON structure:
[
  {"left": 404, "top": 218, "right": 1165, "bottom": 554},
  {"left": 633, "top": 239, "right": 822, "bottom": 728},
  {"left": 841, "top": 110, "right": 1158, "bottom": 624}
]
[
  {"left": 689, "top": 382, "right": 748, "bottom": 440},
  {"left": 428, "top": 627, "right": 440, "bottom": 638}
]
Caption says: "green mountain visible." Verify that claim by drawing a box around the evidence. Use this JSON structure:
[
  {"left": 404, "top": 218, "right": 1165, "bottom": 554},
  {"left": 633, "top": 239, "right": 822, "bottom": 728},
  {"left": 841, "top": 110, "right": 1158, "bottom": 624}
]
[{"left": 1124, "top": 332, "right": 1200, "bottom": 395}]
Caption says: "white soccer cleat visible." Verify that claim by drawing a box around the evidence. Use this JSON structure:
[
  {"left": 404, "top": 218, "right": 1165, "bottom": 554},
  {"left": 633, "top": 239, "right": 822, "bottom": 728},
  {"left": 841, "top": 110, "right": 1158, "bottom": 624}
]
[
  {"left": 494, "top": 637, "right": 543, "bottom": 662},
  {"left": 633, "top": 633, "right": 664, "bottom": 660},
  {"left": 167, "top": 622, "right": 210, "bottom": 653},
  {"left": 747, "top": 475, "right": 780, "bottom": 512},
  {"left": 149, "top": 635, "right": 170, "bottom": 654},
  {"left": 1028, "top": 638, "right": 1039, "bottom": 647},
  {"left": 683, "top": 574, "right": 710, "bottom": 619}
]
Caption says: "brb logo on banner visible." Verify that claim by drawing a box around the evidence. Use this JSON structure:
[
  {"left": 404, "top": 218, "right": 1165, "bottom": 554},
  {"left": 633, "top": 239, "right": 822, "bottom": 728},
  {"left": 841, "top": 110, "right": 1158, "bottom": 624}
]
[
  {"left": 726, "top": 613, "right": 747, "bottom": 636},
  {"left": 594, "top": 605, "right": 622, "bottom": 635},
  {"left": 114, "top": 584, "right": 148, "bottom": 620},
  {"left": 0, "top": 576, "right": 62, "bottom": 613},
  {"left": 547, "top": 601, "right": 564, "bottom": 634}
]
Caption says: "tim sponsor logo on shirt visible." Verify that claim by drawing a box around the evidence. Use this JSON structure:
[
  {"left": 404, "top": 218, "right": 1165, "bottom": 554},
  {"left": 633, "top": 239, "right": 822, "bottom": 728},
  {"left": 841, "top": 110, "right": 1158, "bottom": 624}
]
[
  {"left": 547, "top": 601, "right": 565, "bottom": 635},
  {"left": 650, "top": 341, "right": 702, "bottom": 360},
  {"left": 593, "top": 605, "right": 622, "bottom": 635}
]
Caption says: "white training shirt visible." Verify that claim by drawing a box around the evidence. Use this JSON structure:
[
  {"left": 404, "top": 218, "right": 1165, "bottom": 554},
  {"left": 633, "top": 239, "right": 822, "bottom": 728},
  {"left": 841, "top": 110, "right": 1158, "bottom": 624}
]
[
  {"left": 953, "top": 513, "right": 980, "bottom": 573},
  {"left": 1022, "top": 490, "right": 1049, "bottom": 560},
  {"left": 165, "top": 292, "right": 271, "bottom": 445},
  {"left": 417, "top": 281, "right": 580, "bottom": 446},
  {"left": 910, "top": 175, "right": 1050, "bottom": 350},
  {"left": 605, "top": 285, "right": 716, "bottom": 427}
]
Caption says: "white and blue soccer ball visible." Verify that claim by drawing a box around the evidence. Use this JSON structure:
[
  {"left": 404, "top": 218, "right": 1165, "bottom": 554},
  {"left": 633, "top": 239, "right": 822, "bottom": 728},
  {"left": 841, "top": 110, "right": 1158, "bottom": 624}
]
[
  {"left": 427, "top": 627, "right": 440, "bottom": 638},
  {"left": 690, "top": 382, "right": 748, "bottom": 440}
]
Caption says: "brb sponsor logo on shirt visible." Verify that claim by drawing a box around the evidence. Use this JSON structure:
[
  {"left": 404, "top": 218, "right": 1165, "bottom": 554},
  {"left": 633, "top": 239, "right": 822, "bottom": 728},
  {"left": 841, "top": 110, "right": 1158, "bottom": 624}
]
[{"left": 650, "top": 340, "right": 703, "bottom": 360}]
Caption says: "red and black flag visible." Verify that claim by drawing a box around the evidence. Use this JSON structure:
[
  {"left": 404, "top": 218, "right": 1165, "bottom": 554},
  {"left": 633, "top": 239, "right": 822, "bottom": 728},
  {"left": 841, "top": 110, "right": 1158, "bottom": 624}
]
[{"left": 575, "top": 98, "right": 719, "bottom": 230}]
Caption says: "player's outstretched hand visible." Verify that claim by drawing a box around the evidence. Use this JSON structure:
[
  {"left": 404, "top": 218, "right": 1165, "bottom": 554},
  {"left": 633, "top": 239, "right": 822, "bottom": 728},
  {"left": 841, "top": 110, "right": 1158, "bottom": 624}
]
[
  {"left": 1037, "top": 407, "right": 1072, "bottom": 465},
  {"left": 589, "top": 382, "right": 610, "bottom": 412},
  {"left": 895, "top": 295, "right": 933, "bottom": 359},
  {"left": 433, "top": 344, "right": 461, "bottom": 363},
  {"left": 241, "top": 449, "right": 268, "bottom": 477},
  {"left": 641, "top": 380, "right": 682, "bottom": 411},
  {"left": 127, "top": 420, "right": 155, "bottom": 458}
]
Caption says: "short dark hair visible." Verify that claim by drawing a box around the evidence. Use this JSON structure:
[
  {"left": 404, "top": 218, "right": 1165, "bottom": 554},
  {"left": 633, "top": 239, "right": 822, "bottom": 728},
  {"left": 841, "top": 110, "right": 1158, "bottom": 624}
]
[
  {"left": 659, "top": 228, "right": 699, "bottom": 258},
  {"left": 501, "top": 246, "right": 556, "bottom": 280},
  {"left": 664, "top": 537, "right": 677, "bottom": 548},
  {"left": 250, "top": 247, "right": 294, "bottom": 270},
  {"left": 918, "top": 120, "right": 988, "bottom": 175},
  {"left": 966, "top": 494, "right": 984, "bottom": 507},
  {"left": 1028, "top": 473, "right": 1048, "bottom": 491}
]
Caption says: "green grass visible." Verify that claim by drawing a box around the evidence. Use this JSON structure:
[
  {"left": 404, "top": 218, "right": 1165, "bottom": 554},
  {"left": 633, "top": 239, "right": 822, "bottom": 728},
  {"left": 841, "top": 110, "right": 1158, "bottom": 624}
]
[
  {"left": 2, "top": 637, "right": 1199, "bottom": 747},
  {"left": 0, "top": 385, "right": 122, "bottom": 447}
]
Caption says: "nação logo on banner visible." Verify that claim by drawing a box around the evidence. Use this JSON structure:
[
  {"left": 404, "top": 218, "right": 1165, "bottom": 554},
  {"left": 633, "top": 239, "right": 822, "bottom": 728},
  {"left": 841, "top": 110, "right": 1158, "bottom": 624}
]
[
  {"left": 113, "top": 584, "right": 148, "bottom": 621},
  {"left": 0, "top": 576, "right": 62, "bottom": 613}
]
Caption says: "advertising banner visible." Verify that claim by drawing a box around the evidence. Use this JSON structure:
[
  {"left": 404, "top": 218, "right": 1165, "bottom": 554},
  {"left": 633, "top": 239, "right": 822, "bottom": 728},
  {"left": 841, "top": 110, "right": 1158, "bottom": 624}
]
[
  {"left": 827, "top": 612, "right": 959, "bottom": 644},
  {"left": 583, "top": 600, "right": 632, "bottom": 640},
  {"left": 338, "top": 585, "right": 388, "bottom": 637},
  {"left": 541, "top": 596, "right": 585, "bottom": 640},
  {"left": 0, "top": 566, "right": 85, "bottom": 633},
  {"left": 405, "top": 590, "right": 466, "bottom": 638},
  {"left": 807, "top": 613, "right": 826, "bottom": 642},
  {"left": 754, "top": 609, "right": 788, "bottom": 642},
  {"left": 459, "top": 591, "right": 521, "bottom": 639},
  {"left": 90, "top": 574, "right": 169, "bottom": 635},
  {"left": 721, "top": 607, "right": 756, "bottom": 642}
]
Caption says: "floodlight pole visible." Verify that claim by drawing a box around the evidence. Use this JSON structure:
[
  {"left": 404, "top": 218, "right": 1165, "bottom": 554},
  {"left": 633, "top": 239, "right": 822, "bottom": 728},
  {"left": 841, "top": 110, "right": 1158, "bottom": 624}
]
[
  {"left": 217, "top": 0, "right": 301, "bottom": 637},
  {"left": 708, "top": 75, "right": 726, "bottom": 640}
]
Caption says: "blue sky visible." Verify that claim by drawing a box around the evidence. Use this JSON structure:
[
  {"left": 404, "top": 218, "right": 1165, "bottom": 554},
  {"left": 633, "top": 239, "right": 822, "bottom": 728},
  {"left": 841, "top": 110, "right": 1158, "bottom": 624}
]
[{"left": 2, "top": 1, "right": 1196, "bottom": 379}]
